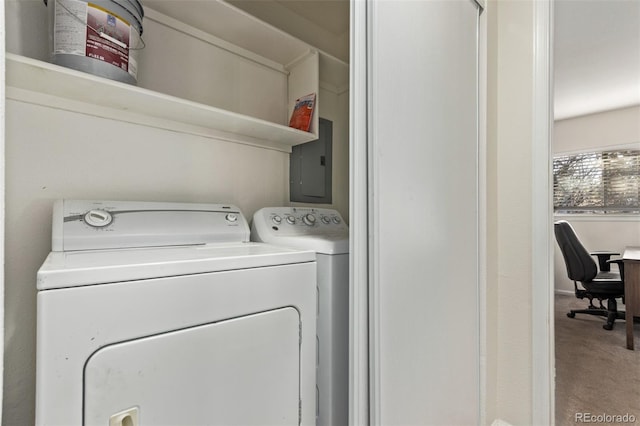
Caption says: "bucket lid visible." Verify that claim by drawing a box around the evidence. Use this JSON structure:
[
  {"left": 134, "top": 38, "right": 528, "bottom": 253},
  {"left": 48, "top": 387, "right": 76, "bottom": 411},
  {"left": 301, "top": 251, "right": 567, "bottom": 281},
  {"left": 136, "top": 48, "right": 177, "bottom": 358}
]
[
  {"left": 111, "top": 0, "right": 144, "bottom": 32},
  {"left": 124, "top": 0, "right": 144, "bottom": 19},
  {"left": 44, "top": 0, "right": 144, "bottom": 35},
  {"left": 44, "top": 0, "right": 143, "bottom": 20}
]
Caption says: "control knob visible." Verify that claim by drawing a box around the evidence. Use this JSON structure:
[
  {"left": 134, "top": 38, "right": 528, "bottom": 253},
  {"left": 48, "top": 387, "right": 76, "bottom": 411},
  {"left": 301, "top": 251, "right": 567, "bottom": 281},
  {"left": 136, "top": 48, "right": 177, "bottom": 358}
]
[
  {"left": 302, "top": 214, "right": 316, "bottom": 226},
  {"left": 84, "top": 209, "right": 113, "bottom": 228},
  {"left": 286, "top": 215, "right": 296, "bottom": 225},
  {"left": 272, "top": 215, "right": 282, "bottom": 225}
]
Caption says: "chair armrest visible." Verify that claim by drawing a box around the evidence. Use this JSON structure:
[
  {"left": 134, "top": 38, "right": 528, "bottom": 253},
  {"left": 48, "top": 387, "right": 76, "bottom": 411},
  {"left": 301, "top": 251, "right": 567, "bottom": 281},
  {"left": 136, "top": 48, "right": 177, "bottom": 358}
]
[
  {"left": 590, "top": 251, "right": 621, "bottom": 272},
  {"left": 607, "top": 258, "right": 625, "bottom": 279}
]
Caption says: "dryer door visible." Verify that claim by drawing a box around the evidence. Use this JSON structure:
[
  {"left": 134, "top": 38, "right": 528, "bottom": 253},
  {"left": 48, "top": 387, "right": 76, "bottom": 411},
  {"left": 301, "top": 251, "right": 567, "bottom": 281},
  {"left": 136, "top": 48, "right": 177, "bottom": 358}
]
[{"left": 84, "top": 307, "right": 301, "bottom": 425}]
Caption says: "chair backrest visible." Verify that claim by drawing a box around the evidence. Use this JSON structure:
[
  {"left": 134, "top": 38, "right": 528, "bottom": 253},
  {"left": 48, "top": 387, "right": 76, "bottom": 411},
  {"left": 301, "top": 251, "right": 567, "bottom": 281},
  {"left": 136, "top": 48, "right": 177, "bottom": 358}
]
[{"left": 554, "top": 220, "right": 597, "bottom": 283}]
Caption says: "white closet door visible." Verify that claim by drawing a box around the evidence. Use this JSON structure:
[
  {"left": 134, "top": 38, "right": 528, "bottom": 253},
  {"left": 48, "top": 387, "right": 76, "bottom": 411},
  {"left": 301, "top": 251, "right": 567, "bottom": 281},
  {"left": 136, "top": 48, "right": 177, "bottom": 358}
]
[{"left": 368, "top": 1, "right": 480, "bottom": 424}]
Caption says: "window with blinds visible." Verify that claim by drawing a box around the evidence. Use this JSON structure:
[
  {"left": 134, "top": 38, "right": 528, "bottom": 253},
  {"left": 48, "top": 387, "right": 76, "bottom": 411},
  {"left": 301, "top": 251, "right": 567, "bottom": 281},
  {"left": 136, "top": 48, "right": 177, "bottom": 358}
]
[{"left": 553, "top": 149, "right": 640, "bottom": 214}]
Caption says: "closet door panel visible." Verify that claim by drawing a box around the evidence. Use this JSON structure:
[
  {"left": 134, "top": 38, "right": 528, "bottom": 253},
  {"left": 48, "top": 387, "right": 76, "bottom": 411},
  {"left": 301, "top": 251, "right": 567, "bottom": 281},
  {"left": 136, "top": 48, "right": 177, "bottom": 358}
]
[{"left": 369, "top": 1, "right": 481, "bottom": 424}]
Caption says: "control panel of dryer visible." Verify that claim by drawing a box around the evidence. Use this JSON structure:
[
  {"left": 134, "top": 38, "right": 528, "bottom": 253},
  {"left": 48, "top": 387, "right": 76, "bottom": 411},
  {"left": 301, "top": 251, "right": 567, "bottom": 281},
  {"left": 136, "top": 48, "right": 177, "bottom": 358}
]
[{"left": 52, "top": 200, "right": 250, "bottom": 251}]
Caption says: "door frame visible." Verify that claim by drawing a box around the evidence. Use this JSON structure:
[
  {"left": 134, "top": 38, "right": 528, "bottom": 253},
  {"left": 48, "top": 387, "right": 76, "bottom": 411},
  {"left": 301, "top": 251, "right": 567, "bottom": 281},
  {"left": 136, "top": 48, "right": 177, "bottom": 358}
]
[
  {"left": 0, "top": 0, "right": 6, "bottom": 419},
  {"left": 532, "top": 1, "right": 554, "bottom": 424},
  {"left": 348, "top": 0, "right": 370, "bottom": 424}
]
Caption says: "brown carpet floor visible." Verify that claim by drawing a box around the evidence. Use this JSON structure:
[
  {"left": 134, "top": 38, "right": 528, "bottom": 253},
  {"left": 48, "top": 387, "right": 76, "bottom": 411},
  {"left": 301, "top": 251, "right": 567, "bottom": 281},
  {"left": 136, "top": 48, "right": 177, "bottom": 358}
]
[{"left": 555, "top": 293, "right": 640, "bottom": 425}]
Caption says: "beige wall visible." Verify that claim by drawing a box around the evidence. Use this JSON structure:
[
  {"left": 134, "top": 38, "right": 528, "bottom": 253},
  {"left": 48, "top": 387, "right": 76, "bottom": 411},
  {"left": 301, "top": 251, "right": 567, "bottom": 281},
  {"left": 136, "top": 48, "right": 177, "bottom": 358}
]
[
  {"left": 488, "top": 0, "right": 535, "bottom": 424},
  {"left": 554, "top": 105, "right": 640, "bottom": 153}
]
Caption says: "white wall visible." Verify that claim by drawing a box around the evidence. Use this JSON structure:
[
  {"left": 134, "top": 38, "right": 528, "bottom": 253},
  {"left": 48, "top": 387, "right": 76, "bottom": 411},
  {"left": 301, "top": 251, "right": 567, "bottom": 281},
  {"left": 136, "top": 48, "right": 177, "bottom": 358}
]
[
  {"left": 4, "top": 0, "right": 49, "bottom": 63},
  {"left": 553, "top": 106, "right": 640, "bottom": 293},
  {"left": 3, "top": 2, "right": 349, "bottom": 424},
  {"left": 227, "top": 0, "right": 349, "bottom": 63}
]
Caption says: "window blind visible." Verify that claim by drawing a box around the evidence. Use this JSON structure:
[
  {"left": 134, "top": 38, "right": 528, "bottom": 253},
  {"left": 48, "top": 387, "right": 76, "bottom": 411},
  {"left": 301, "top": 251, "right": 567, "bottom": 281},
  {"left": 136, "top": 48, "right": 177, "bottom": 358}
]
[{"left": 553, "top": 149, "right": 640, "bottom": 214}]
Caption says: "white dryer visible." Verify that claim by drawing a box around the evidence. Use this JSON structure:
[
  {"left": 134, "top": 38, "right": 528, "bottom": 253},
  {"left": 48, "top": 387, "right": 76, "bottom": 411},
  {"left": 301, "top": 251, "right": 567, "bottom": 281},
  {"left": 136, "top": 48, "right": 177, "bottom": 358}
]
[
  {"left": 36, "top": 200, "right": 317, "bottom": 426},
  {"left": 251, "top": 207, "right": 348, "bottom": 426}
]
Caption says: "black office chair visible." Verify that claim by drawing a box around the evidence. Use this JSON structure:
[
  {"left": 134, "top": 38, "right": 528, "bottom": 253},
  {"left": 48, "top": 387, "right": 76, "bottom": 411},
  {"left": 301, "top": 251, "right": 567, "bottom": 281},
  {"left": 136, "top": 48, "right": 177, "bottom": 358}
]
[{"left": 554, "top": 220, "right": 625, "bottom": 330}]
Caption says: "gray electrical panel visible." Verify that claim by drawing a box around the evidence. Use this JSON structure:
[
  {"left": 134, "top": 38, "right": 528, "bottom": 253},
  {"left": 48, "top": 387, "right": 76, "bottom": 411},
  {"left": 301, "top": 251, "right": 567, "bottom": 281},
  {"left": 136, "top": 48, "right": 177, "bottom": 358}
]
[{"left": 290, "top": 118, "right": 332, "bottom": 203}]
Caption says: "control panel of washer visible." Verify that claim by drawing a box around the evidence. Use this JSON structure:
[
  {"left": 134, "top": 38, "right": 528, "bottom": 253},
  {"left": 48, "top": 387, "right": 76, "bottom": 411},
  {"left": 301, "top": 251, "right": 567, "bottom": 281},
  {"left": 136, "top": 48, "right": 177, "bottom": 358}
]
[
  {"left": 253, "top": 207, "right": 348, "bottom": 236},
  {"left": 251, "top": 207, "right": 348, "bottom": 254}
]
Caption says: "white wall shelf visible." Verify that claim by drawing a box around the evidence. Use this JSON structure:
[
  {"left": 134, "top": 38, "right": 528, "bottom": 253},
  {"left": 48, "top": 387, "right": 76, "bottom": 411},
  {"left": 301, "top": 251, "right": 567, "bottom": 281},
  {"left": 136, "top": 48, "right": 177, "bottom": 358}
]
[
  {"left": 6, "top": 54, "right": 318, "bottom": 152},
  {"left": 5, "top": 0, "right": 349, "bottom": 152}
]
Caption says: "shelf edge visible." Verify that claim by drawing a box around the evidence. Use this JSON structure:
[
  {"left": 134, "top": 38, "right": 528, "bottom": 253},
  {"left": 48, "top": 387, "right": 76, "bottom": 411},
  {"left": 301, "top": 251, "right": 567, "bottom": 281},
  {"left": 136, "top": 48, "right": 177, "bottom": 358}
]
[{"left": 6, "top": 54, "right": 318, "bottom": 151}]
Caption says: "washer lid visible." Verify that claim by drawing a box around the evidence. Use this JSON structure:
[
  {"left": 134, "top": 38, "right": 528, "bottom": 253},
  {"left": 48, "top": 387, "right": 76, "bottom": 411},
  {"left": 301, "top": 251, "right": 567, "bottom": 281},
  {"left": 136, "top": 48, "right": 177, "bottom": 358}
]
[{"left": 37, "top": 242, "right": 316, "bottom": 290}]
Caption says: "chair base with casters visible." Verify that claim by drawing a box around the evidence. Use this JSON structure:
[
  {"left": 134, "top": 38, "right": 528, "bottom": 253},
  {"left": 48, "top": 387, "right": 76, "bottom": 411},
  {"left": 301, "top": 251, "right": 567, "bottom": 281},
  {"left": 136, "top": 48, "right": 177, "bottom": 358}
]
[{"left": 567, "top": 287, "right": 625, "bottom": 330}]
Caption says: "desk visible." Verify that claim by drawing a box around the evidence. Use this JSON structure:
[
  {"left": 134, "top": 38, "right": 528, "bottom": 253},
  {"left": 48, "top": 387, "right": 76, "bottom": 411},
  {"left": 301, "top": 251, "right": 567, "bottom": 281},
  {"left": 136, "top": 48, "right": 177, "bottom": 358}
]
[{"left": 624, "top": 247, "right": 640, "bottom": 350}]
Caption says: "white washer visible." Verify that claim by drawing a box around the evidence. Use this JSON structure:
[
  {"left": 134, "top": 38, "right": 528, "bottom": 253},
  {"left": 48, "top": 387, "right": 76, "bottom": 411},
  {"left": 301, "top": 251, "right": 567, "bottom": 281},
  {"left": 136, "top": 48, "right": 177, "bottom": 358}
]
[
  {"left": 251, "top": 207, "right": 348, "bottom": 426},
  {"left": 36, "top": 200, "right": 317, "bottom": 426}
]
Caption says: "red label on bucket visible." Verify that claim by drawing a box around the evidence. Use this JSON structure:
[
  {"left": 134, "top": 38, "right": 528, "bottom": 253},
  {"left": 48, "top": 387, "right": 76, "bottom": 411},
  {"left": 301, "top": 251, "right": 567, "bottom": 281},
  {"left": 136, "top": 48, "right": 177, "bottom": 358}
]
[{"left": 86, "top": 4, "right": 131, "bottom": 73}]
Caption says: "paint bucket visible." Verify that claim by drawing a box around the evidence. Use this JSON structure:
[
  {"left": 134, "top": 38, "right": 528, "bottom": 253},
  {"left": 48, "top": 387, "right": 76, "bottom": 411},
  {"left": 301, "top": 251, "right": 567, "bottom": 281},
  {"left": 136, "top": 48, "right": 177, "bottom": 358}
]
[{"left": 45, "top": 0, "right": 144, "bottom": 85}]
